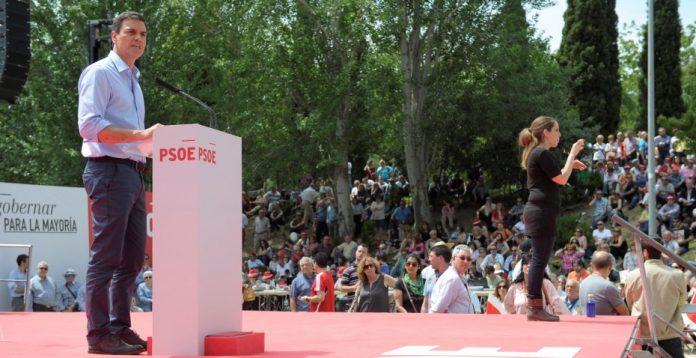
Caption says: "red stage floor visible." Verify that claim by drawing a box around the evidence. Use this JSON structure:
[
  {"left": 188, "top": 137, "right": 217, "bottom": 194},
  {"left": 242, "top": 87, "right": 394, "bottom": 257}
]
[{"left": 0, "top": 311, "right": 637, "bottom": 357}]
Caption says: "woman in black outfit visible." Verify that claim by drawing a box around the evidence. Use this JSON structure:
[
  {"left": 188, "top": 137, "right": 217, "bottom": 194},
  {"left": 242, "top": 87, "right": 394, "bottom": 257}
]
[{"left": 518, "top": 116, "right": 586, "bottom": 321}]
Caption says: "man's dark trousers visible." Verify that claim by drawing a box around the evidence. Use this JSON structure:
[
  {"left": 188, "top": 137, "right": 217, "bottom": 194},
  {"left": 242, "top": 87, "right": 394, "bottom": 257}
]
[{"left": 83, "top": 159, "right": 146, "bottom": 345}]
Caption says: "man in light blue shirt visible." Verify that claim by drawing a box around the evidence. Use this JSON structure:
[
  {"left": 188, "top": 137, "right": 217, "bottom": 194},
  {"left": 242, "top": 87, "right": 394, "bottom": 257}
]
[
  {"left": 58, "top": 269, "right": 82, "bottom": 312},
  {"left": 7, "top": 254, "right": 29, "bottom": 311},
  {"left": 27, "top": 261, "right": 61, "bottom": 312},
  {"left": 290, "top": 257, "right": 315, "bottom": 312},
  {"left": 78, "top": 11, "right": 160, "bottom": 355}
]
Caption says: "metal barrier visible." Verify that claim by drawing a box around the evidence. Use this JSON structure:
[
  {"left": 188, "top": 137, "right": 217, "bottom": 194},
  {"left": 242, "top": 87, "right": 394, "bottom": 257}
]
[
  {"left": 611, "top": 214, "right": 696, "bottom": 357},
  {"left": 0, "top": 244, "right": 33, "bottom": 311}
]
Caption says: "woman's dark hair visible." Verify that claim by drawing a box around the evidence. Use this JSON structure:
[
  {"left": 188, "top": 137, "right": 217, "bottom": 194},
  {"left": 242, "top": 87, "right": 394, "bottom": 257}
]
[
  {"left": 404, "top": 253, "right": 423, "bottom": 276},
  {"left": 573, "top": 258, "right": 586, "bottom": 268},
  {"left": 314, "top": 252, "right": 329, "bottom": 268},
  {"left": 512, "top": 254, "right": 550, "bottom": 284}
]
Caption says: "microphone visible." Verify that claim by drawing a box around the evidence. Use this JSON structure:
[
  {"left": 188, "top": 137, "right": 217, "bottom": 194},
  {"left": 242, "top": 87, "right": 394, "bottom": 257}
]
[{"left": 155, "top": 78, "right": 218, "bottom": 129}]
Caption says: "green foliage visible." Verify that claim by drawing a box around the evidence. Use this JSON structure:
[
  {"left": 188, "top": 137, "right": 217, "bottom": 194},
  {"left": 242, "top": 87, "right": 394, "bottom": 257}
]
[
  {"left": 639, "top": 0, "right": 685, "bottom": 124},
  {"left": 618, "top": 22, "right": 643, "bottom": 130},
  {"left": 556, "top": 212, "right": 590, "bottom": 250},
  {"left": 558, "top": 0, "right": 621, "bottom": 134}
]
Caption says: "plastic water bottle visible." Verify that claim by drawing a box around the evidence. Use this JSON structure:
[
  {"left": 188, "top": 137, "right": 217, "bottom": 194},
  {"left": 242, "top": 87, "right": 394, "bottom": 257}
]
[{"left": 586, "top": 294, "right": 596, "bottom": 318}]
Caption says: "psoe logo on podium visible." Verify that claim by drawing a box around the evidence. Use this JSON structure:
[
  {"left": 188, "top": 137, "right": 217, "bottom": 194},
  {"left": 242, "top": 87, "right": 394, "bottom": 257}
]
[
  {"left": 158, "top": 139, "right": 218, "bottom": 164},
  {"left": 381, "top": 345, "right": 581, "bottom": 358}
]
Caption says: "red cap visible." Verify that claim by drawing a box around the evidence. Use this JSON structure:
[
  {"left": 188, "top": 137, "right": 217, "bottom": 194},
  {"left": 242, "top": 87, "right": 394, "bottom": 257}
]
[
  {"left": 262, "top": 271, "right": 274, "bottom": 281},
  {"left": 248, "top": 268, "right": 259, "bottom": 279}
]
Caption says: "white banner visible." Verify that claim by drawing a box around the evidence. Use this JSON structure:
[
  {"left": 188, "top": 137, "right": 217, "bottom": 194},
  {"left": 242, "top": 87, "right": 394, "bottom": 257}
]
[{"left": 0, "top": 182, "right": 90, "bottom": 311}]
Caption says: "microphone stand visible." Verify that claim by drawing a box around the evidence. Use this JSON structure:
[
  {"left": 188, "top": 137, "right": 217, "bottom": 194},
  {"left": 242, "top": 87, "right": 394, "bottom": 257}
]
[{"left": 155, "top": 78, "right": 218, "bottom": 129}]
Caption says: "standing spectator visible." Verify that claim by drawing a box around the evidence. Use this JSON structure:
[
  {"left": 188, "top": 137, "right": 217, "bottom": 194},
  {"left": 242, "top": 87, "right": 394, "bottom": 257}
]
[
  {"left": 59, "top": 269, "right": 82, "bottom": 312},
  {"left": 302, "top": 252, "right": 335, "bottom": 312},
  {"left": 363, "top": 159, "right": 376, "bottom": 180},
  {"left": 421, "top": 245, "right": 452, "bottom": 313},
  {"left": 655, "top": 127, "right": 671, "bottom": 164},
  {"left": 578, "top": 252, "right": 629, "bottom": 316},
  {"left": 136, "top": 271, "right": 152, "bottom": 312},
  {"left": 351, "top": 257, "right": 397, "bottom": 312},
  {"left": 589, "top": 190, "right": 609, "bottom": 228},
  {"left": 264, "top": 186, "right": 282, "bottom": 211},
  {"left": 326, "top": 198, "right": 338, "bottom": 239},
  {"left": 625, "top": 243, "right": 686, "bottom": 358},
  {"left": 429, "top": 245, "right": 475, "bottom": 314},
  {"left": 391, "top": 200, "right": 412, "bottom": 240},
  {"left": 290, "top": 257, "right": 315, "bottom": 312},
  {"left": 253, "top": 209, "right": 271, "bottom": 252},
  {"left": 592, "top": 135, "right": 607, "bottom": 163},
  {"left": 337, "top": 244, "right": 368, "bottom": 311},
  {"left": 300, "top": 183, "right": 320, "bottom": 228},
  {"left": 28, "top": 261, "right": 61, "bottom": 312},
  {"left": 315, "top": 194, "right": 329, "bottom": 240},
  {"left": 257, "top": 240, "right": 273, "bottom": 266},
  {"left": 393, "top": 254, "right": 425, "bottom": 313},
  {"left": 370, "top": 194, "right": 387, "bottom": 235},
  {"left": 440, "top": 200, "right": 456, "bottom": 230},
  {"left": 376, "top": 160, "right": 394, "bottom": 182},
  {"left": 351, "top": 195, "right": 365, "bottom": 238},
  {"left": 623, "top": 131, "right": 638, "bottom": 162},
  {"left": 7, "top": 254, "right": 29, "bottom": 311}
]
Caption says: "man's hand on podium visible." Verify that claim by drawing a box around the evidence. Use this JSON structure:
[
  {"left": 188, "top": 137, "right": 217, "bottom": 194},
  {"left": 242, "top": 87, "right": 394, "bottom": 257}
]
[{"left": 97, "top": 123, "right": 165, "bottom": 143}]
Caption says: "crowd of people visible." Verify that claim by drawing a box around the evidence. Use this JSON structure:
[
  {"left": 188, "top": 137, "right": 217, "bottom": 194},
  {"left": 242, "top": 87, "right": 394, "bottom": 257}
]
[{"left": 6, "top": 253, "right": 154, "bottom": 313}]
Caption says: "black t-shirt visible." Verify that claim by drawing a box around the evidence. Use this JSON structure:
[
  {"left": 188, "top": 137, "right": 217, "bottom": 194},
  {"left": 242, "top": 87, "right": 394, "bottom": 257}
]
[{"left": 526, "top": 147, "right": 562, "bottom": 210}]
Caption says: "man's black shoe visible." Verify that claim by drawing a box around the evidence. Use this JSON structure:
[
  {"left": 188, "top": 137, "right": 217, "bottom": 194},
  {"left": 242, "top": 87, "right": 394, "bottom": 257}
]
[
  {"left": 117, "top": 329, "right": 148, "bottom": 349},
  {"left": 88, "top": 334, "right": 145, "bottom": 355}
]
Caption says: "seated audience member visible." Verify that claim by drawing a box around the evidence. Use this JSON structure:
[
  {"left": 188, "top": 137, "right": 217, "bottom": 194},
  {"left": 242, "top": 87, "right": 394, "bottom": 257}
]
[
  {"left": 290, "top": 257, "right": 315, "bottom": 312},
  {"left": 429, "top": 245, "right": 476, "bottom": 314},
  {"left": 569, "top": 228, "right": 588, "bottom": 252},
  {"left": 301, "top": 252, "right": 335, "bottom": 312},
  {"left": 393, "top": 254, "right": 425, "bottom": 313},
  {"left": 58, "top": 269, "right": 82, "bottom": 312},
  {"left": 484, "top": 265, "right": 503, "bottom": 289},
  {"left": 504, "top": 255, "right": 568, "bottom": 317},
  {"left": 247, "top": 253, "right": 265, "bottom": 270},
  {"left": 486, "top": 279, "right": 509, "bottom": 314},
  {"left": 28, "top": 261, "right": 61, "bottom": 312},
  {"left": 657, "top": 195, "right": 680, "bottom": 229},
  {"left": 661, "top": 231, "right": 680, "bottom": 265},
  {"left": 512, "top": 214, "right": 526, "bottom": 235},
  {"left": 578, "top": 252, "right": 629, "bottom": 316},
  {"left": 672, "top": 217, "right": 692, "bottom": 255},
  {"left": 333, "top": 235, "right": 358, "bottom": 263},
  {"left": 134, "top": 253, "right": 152, "bottom": 287},
  {"left": 130, "top": 296, "right": 143, "bottom": 312},
  {"left": 555, "top": 243, "right": 585, "bottom": 275},
  {"left": 592, "top": 221, "right": 612, "bottom": 247},
  {"left": 623, "top": 241, "right": 638, "bottom": 272},
  {"left": 563, "top": 279, "right": 582, "bottom": 315},
  {"left": 568, "top": 259, "right": 590, "bottom": 283},
  {"left": 351, "top": 256, "right": 397, "bottom": 312},
  {"left": 136, "top": 271, "right": 153, "bottom": 312},
  {"left": 608, "top": 228, "right": 628, "bottom": 261},
  {"left": 479, "top": 245, "right": 504, "bottom": 273}
]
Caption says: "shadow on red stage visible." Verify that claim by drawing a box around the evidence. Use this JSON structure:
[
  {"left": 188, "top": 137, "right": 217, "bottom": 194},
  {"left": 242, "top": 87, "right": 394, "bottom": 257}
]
[{"left": 0, "top": 311, "right": 636, "bottom": 357}]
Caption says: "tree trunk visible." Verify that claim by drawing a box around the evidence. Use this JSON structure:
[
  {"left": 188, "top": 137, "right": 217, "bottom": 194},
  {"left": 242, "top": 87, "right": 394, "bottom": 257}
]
[{"left": 399, "top": 9, "right": 433, "bottom": 229}]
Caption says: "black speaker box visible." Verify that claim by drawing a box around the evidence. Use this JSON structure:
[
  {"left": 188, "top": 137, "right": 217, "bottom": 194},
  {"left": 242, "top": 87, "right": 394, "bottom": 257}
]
[{"left": 0, "top": 0, "right": 31, "bottom": 103}]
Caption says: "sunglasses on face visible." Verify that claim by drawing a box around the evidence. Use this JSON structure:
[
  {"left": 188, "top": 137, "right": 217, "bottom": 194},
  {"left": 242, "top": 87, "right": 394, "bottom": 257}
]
[
  {"left": 39, "top": 267, "right": 48, "bottom": 270},
  {"left": 497, "top": 285, "right": 508, "bottom": 289},
  {"left": 405, "top": 262, "right": 419, "bottom": 267},
  {"left": 364, "top": 264, "right": 374, "bottom": 269},
  {"left": 456, "top": 256, "right": 473, "bottom": 262}
]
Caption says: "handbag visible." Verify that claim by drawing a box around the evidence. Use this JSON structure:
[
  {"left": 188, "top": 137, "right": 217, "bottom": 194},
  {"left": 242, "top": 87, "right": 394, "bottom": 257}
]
[{"left": 243, "top": 286, "right": 256, "bottom": 302}]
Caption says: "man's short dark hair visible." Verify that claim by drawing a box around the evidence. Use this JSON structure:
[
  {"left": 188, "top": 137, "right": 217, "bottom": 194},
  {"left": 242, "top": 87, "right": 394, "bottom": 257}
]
[
  {"left": 112, "top": 11, "right": 146, "bottom": 33},
  {"left": 645, "top": 242, "right": 662, "bottom": 260},
  {"left": 16, "top": 254, "right": 28, "bottom": 266},
  {"left": 430, "top": 245, "right": 452, "bottom": 263},
  {"left": 314, "top": 252, "right": 329, "bottom": 268}
]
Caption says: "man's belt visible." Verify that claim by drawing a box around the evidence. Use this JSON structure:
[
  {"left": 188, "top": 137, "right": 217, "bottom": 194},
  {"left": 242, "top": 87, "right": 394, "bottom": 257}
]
[{"left": 88, "top": 156, "right": 146, "bottom": 173}]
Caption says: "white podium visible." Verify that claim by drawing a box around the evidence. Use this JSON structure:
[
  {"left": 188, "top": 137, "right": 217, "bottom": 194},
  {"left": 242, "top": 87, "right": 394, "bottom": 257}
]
[{"left": 152, "top": 124, "right": 256, "bottom": 355}]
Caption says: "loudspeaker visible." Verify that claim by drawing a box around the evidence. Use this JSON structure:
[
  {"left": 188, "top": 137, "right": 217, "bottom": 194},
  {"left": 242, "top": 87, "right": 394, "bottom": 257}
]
[{"left": 0, "top": 0, "right": 30, "bottom": 103}]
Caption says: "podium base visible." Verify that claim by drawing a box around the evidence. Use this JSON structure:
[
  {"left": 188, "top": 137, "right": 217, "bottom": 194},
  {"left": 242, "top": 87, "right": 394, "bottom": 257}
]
[{"left": 205, "top": 331, "right": 265, "bottom": 356}]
